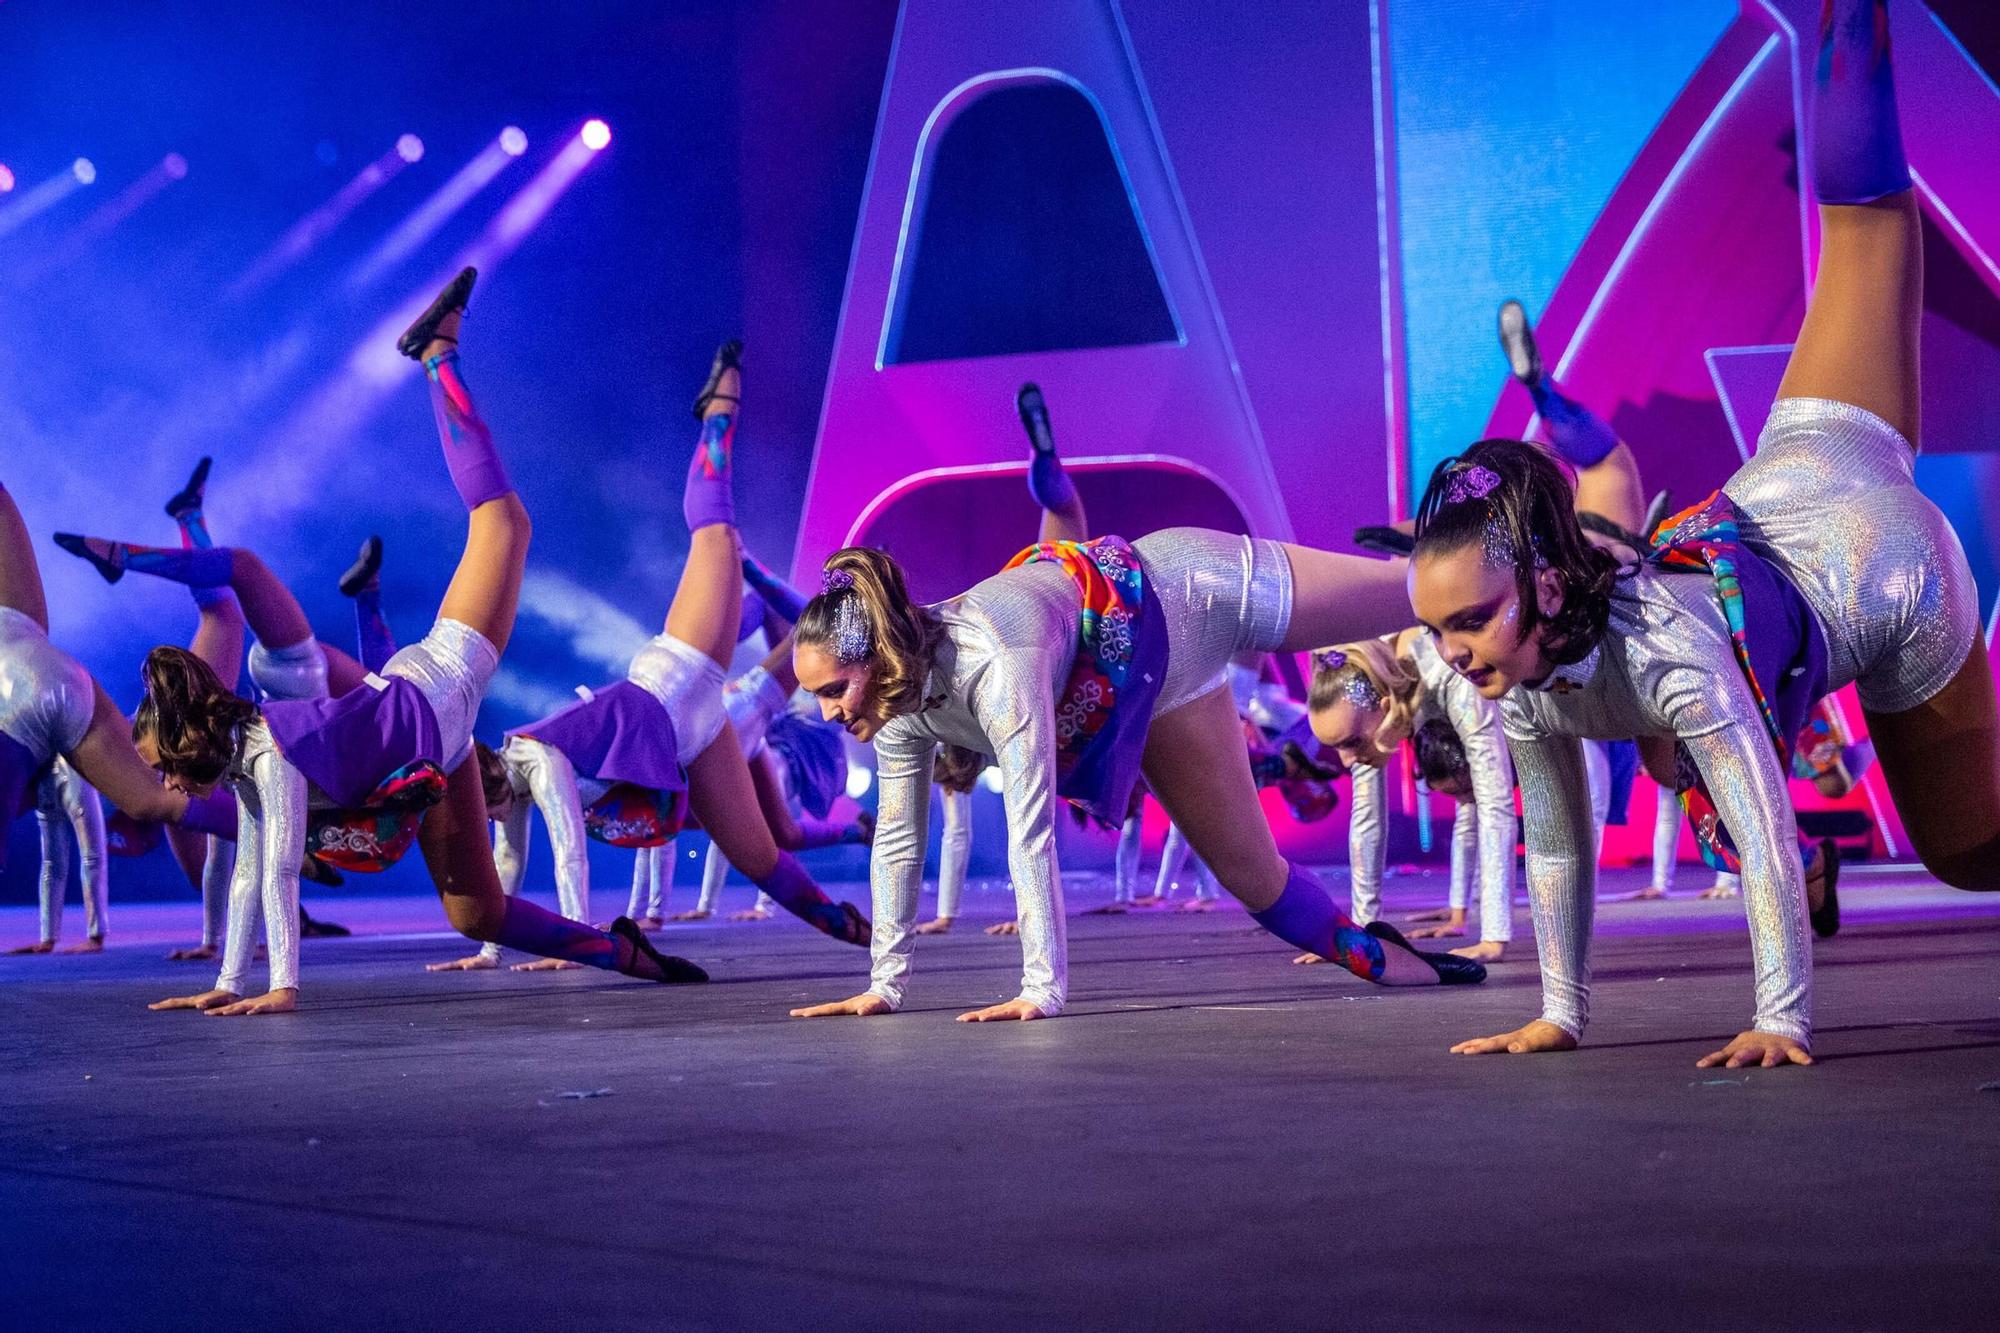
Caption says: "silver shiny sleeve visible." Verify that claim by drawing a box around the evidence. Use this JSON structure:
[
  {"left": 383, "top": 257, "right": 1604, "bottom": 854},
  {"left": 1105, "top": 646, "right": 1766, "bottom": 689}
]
[
  {"left": 483, "top": 769, "right": 533, "bottom": 963},
  {"left": 518, "top": 741, "right": 590, "bottom": 925},
  {"left": 1510, "top": 728, "right": 1599, "bottom": 1039},
  {"left": 216, "top": 790, "right": 264, "bottom": 996},
  {"left": 976, "top": 657, "right": 1068, "bottom": 1017},
  {"left": 1667, "top": 682, "right": 1813, "bottom": 1046},
  {"left": 1346, "top": 761, "right": 1386, "bottom": 925},
  {"left": 251, "top": 748, "right": 306, "bottom": 994},
  {"left": 866, "top": 723, "right": 935, "bottom": 1010},
  {"left": 62, "top": 767, "right": 108, "bottom": 941},
  {"left": 1446, "top": 685, "right": 1518, "bottom": 942},
  {"left": 937, "top": 786, "right": 973, "bottom": 919}
]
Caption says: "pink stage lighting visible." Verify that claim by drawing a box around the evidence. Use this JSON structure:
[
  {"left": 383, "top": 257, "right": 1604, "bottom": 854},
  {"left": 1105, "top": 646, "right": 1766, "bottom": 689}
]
[
  {"left": 0, "top": 165, "right": 14, "bottom": 193},
  {"left": 396, "top": 134, "right": 425, "bottom": 164},
  {"left": 162, "top": 153, "right": 189, "bottom": 181},
  {"left": 581, "top": 119, "right": 612, "bottom": 151},
  {"left": 499, "top": 126, "right": 528, "bottom": 157}
]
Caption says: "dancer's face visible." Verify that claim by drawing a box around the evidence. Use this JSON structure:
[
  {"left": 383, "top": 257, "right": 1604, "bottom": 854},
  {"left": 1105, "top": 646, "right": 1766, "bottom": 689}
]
[
  {"left": 794, "top": 643, "right": 882, "bottom": 743},
  {"left": 1409, "top": 548, "right": 1560, "bottom": 698},
  {"left": 1311, "top": 698, "right": 1394, "bottom": 767}
]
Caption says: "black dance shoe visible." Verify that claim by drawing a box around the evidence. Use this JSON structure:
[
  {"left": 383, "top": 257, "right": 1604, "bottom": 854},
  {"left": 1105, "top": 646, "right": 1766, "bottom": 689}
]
[
  {"left": 1018, "top": 381, "right": 1056, "bottom": 456},
  {"left": 1498, "top": 299, "right": 1543, "bottom": 389},
  {"left": 339, "top": 535, "right": 383, "bottom": 597},
  {"left": 53, "top": 533, "right": 123, "bottom": 584},
  {"left": 1366, "top": 920, "right": 1488, "bottom": 985},
  {"left": 1353, "top": 525, "right": 1416, "bottom": 557},
  {"left": 397, "top": 266, "right": 477, "bottom": 361},
  {"left": 691, "top": 339, "right": 743, "bottom": 420},
  {"left": 1810, "top": 837, "right": 1841, "bottom": 939},
  {"left": 165, "top": 456, "right": 212, "bottom": 524},
  {"left": 611, "top": 916, "right": 709, "bottom": 983}
]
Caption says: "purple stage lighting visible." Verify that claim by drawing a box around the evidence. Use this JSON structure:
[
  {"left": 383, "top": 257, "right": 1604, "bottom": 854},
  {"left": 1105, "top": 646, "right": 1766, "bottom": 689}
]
[
  {"left": 343, "top": 131, "right": 524, "bottom": 294},
  {"left": 0, "top": 161, "right": 96, "bottom": 240},
  {"left": 581, "top": 119, "right": 612, "bottom": 151},
  {"left": 162, "top": 153, "right": 189, "bottom": 181},
  {"left": 0, "top": 165, "right": 14, "bottom": 193},
  {"left": 227, "top": 138, "right": 423, "bottom": 300}
]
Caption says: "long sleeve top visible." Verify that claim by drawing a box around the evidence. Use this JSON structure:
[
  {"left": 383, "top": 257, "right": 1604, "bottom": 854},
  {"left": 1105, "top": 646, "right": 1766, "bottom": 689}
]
[
  {"left": 1409, "top": 633, "right": 1518, "bottom": 933},
  {"left": 216, "top": 721, "right": 309, "bottom": 996},
  {"left": 36, "top": 758, "right": 107, "bottom": 943},
  {"left": 1499, "top": 567, "right": 1813, "bottom": 1047},
  {"left": 866, "top": 563, "right": 1079, "bottom": 1017}
]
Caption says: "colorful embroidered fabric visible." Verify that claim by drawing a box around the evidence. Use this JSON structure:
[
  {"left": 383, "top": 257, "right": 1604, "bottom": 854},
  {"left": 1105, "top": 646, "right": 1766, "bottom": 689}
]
[
  {"left": 1650, "top": 491, "right": 1828, "bottom": 873},
  {"left": 582, "top": 781, "right": 686, "bottom": 847},
  {"left": 304, "top": 759, "right": 448, "bottom": 873},
  {"left": 1003, "top": 535, "right": 1167, "bottom": 827}
]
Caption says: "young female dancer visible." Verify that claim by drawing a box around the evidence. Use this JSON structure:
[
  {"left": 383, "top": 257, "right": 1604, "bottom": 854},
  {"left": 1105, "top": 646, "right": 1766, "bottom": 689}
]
[
  {"left": 787, "top": 422, "right": 1478, "bottom": 1020},
  {"left": 5, "top": 759, "right": 108, "bottom": 954},
  {"left": 141, "top": 269, "right": 701, "bottom": 1013},
  {"left": 0, "top": 484, "right": 237, "bottom": 928},
  {"left": 427, "top": 338, "right": 869, "bottom": 974},
  {"left": 914, "top": 746, "right": 983, "bottom": 934},
  {"left": 1416, "top": 1, "right": 1996, "bottom": 1068},
  {"left": 1305, "top": 632, "right": 1517, "bottom": 963}
]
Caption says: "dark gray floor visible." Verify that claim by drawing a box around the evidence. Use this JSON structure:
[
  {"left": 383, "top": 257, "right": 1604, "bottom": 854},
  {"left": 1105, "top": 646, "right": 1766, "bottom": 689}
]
[{"left": 4, "top": 869, "right": 1998, "bottom": 1332}]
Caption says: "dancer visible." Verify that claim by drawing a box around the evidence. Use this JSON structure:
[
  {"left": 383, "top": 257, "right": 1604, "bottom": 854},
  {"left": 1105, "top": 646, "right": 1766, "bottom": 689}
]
[
  {"left": 141, "top": 268, "right": 701, "bottom": 1013},
  {"left": 790, "top": 415, "right": 1479, "bottom": 1024},
  {"left": 0, "top": 478, "right": 237, "bottom": 933},
  {"left": 1419, "top": 2, "right": 1996, "bottom": 1068},
  {"left": 5, "top": 759, "right": 109, "bottom": 954},
  {"left": 914, "top": 746, "right": 984, "bottom": 935},
  {"left": 1306, "top": 633, "right": 1517, "bottom": 962},
  {"left": 428, "top": 335, "right": 868, "bottom": 976}
]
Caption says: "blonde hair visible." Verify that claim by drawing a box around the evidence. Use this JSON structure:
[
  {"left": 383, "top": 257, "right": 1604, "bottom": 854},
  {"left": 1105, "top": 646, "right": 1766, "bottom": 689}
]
[
  {"left": 794, "top": 547, "right": 946, "bottom": 727},
  {"left": 1308, "top": 637, "right": 1421, "bottom": 759}
]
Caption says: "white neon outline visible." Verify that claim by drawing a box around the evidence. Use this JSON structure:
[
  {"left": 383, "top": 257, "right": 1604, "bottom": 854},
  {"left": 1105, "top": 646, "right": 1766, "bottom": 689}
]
[{"left": 874, "top": 65, "right": 1185, "bottom": 370}]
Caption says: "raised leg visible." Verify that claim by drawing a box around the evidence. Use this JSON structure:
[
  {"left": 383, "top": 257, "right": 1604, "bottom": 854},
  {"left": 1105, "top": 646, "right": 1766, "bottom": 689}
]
[
  {"left": 0, "top": 482, "right": 50, "bottom": 628},
  {"left": 1273, "top": 545, "right": 1417, "bottom": 652},
  {"left": 664, "top": 348, "right": 745, "bottom": 668}
]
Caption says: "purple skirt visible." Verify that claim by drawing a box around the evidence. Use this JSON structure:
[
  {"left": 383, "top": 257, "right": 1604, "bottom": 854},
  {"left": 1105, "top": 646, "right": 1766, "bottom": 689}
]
[
  {"left": 264, "top": 678, "right": 445, "bottom": 808},
  {"left": 509, "top": 680, "right": 685, "bottom": 794},
  {"left": 768, "top": 714, "right": 846, "bottom": 819}
]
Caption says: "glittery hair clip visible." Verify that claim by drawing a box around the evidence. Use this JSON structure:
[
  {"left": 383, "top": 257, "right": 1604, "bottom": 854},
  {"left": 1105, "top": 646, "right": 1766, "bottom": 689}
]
[
  {"left": 1444, "top": 464, "right": 1501, "bottom": 506},
  {"left": 819, "top": 566, "right": 871, "bottom": 664},
  {"left": 1316, "top": 649, "right": 1348, "bottom": 673}
]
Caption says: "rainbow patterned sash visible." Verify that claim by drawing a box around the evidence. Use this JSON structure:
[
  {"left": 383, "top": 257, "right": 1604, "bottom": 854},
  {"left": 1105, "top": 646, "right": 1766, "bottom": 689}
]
[{"left": 304, "top": 759, "right": 448, "bottom": 873}]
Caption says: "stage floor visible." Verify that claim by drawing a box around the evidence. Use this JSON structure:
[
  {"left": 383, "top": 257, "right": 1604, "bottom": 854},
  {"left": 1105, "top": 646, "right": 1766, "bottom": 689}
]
[{"left": 4, "top": 866, "right": 1998, "bottom": 1331}]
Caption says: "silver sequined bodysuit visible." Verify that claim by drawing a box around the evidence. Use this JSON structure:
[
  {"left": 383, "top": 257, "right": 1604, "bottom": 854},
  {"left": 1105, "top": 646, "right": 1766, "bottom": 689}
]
[
  {"left": 1503, "top": 399, "right": 1980, "bottom": 1050},
  {"left": 867, "top": 527, "right": 1294, "bottom": 1016},
  {"left": 0, "top": 608, "right": 96, "bottom": 768}
]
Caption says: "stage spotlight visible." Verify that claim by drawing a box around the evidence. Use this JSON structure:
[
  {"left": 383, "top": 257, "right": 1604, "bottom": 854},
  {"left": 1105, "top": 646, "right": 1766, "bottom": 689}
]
[
  {"left": 72, "top": 158, "right": 96, "bottom": 185},
  {"left": 581, "top": 119, "right": 612, "bottom": 151},
  {"left": 499, "top": 126, "right": 528, "bottom": 157},
  {"left": 162, "top": 153, "right": 189, "bottom": 181},
  {"left": 397, "top": 134, "right": 424, "bottom": 164},
  {"left": 0, "top": 165, "right": 14, "bottom": 193}
]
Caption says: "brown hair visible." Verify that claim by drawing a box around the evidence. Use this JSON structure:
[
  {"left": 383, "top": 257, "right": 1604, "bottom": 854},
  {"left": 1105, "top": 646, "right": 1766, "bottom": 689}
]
[
  {"left": 1413, "top": 439, "right": 1621, "bottom": 667},
  {"left": 1308, "top": 637, "right": 1420, "bottom": 759},
  {"left": 794, "top": 547, "right": 946, "bottom": 727},
  {"left": 474, "top": 740, "right": 514, "bottom": 815},
  {"left": 134, "top": 645, "right": 257, "bottom": 787}
]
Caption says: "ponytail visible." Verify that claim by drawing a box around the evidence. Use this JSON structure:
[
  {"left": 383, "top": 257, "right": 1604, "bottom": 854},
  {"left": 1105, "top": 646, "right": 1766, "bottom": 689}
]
[
  {"left": 795, "top": 547, "right": 945, "bottom": 727},
  {"left": 134, "top": 645, "right": 256, "bottom": 787}
]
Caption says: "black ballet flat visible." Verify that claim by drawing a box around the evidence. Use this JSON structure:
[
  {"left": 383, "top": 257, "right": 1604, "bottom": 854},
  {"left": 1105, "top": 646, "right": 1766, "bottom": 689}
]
[
  {"left": 1641, "top": 489, "right": 1673, "bottom": 544},
  {"left": 53, "top": 533, "right": 123, "bottom": 584},
  {"left": 1810, "top": 837, "right": 1841, "bottom": 939},
  {"left": 397, "top": 266, "right": 477, "bottom": 361},
  {"left": 165, "top": 456, "right": 212, "bottom": 523},
  {"left": 838, "top": 901, "right": 873, "bottom": 948},
  {"left": 1498, "top": 298, "right": 1542, "bottom": 389},
  {"left": 300, "top": 854, "right": 346, "bottom": 889},
  {"left": 1353, "top": 525, "right": 1416, "bottom": 557},
  {"left": 611, "top": 916, "right": 709, "bottom": 984},
  {"left": 690, "top": 339, "right": 743, "bottom": 420},
  {"left": 1017, "top": 381, "right": 1056, "bottom": 456},
  {"left": 298, "top": 906, "right": 350, "bottom": 937},
  {"left": 339, "top": 535, "right": 383, "bottom": 597},
  {"left": 1365, "top": 920, "right": 1488, "bottom": 985}
]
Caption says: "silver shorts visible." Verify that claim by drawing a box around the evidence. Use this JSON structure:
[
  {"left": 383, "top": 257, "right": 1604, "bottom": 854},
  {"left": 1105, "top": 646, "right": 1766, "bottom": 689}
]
[
  {"left": 247, "top": 635, "right": 329, "bottom": 703},
  {"left": 1133, "top": 527, "right": 1294, "bottom": 716},
  {"left": 1728, "top": 398, "right": 1979, "bottom": 714},
  {"left": 0, "top": 607, "right": 95, "bottom": 760},
  {"left": 382, "top": 618, "right": 499, "bottom": 772},
  {"left": 627, "top": 632, "right": 726, "bottom": 764}
]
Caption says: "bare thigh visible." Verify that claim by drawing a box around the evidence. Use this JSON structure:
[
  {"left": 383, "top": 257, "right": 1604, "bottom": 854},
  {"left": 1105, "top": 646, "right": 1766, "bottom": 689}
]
[
  {"left": 1276, "top": 543, "right": 1414, "bottom": 651},
  {"left": 1777, "top": 197, "right": 1922, "bottom": 446},
  {"left": 0, "top": 486, "right": 49, "bottom": 628},
  {"left": 418, "top": 761, "right": 509, "bottom": 938},
  {"left": 1140, "top": 687, "right": 1287, "bottom": 911},
  {"left": 1865, "top": 637, "right": 2000, "bottom": 890},
  {"left": 683, "top": 720, "right": 779, "bottom": 880},
  {"left": 436, "top": 495, "right": 531, "bottom": 655}
]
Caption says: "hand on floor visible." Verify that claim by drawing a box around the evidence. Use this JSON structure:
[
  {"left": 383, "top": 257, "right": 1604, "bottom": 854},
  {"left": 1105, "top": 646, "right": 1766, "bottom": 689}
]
[
  {"left": 6, "top": 940, "right": 54, "bottom": 954},
  {"left": 1696, "top": 1030, "right": 1812, "bottom": 1070},
  {"left": 957, "top": 998, "right": 1046, "bottom": 1023},
  {"left": 205, "top": 988, "right": 298, "bottom": 1016},
  {"left": 166, "top": 943, "right": 218, "bottom": 962},
  {"left": 59, "top": 937, "right": 106, "bottom": 953},
  {"left": 914, "top": 917, "right": 954, "bottom": 935},
  {"left": 1448, "top": 940, "right": 1505, "bottom": 963},
  {"left": 790, "top": 993, "right": 893, "bottom": 1018},
  {"left": 1407, "top": 921, "right": 1466, "bottom": 940},
  {"left": 426, "top": 954, "right": 498, "bottom": 971},
  {"left": 985, "top": 920, "right": 1019, "bottom": 936},
  {"left": 1450, "top": 1020, "right": 1577, "bottom": 1056},
  {"left": 150, "top": 988, "right": 239, "bottom": 1012},
  {"left": 728, "top": 908, "right": 773, "bottom": 922},
  {"left": 511, "top": 957, "right": 581, "bottom": 971}
]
